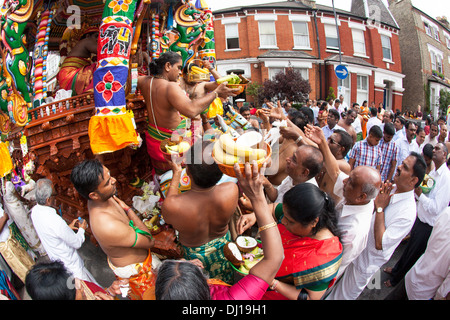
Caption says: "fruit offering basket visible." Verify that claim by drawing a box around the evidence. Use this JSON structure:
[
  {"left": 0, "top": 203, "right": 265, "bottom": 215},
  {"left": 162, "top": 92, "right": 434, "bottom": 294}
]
[
  {"left": 212, "top": 133, "right": 272, "bottom": 178},
  {"left": 160, "top": 137, "right": 192, "bottom": 162}
]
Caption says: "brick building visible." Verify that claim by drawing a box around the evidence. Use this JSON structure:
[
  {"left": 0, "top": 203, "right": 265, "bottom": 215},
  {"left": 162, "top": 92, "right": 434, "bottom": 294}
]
[
  {"left": 212, "top": 0, "right": 405, "bottom": 110},
  {"left": 388, "top": 0, "right": 450, "bottom": 118}
]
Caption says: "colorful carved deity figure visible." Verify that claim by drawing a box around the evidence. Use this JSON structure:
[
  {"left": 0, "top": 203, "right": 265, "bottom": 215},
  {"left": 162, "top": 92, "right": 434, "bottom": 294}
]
[
  {"left": 169, "top": 1, "right": 206, "bottom": 67},
  {"left": 195, "top": 0, "right": 216, "bottom": 68},
  {"left": 0, "top": 0, "right": 33, "bottom": 126}
]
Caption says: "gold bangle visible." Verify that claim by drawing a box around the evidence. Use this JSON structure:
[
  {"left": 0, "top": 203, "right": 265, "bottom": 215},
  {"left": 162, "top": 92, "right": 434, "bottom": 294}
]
[{"left": 258, "top": 221, "right": 277, "bottom": 232}]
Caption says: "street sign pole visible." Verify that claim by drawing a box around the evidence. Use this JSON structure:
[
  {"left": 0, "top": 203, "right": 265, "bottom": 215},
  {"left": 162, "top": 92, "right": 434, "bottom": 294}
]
[{"left": 332, "top": 0, "right": 342, "bottom": 66}]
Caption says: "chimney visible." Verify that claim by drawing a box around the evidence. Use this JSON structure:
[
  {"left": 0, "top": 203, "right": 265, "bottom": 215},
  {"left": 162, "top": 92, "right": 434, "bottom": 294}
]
[
  {"left": 436, "top": 16, "right": 449, "bottom": 29},
  {"left": 295, "top": 0, "right": 316, "bottom": 9}
]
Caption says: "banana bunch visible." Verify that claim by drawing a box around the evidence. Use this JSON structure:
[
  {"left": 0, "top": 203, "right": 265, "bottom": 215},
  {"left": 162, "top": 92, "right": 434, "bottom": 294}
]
[
  {"left": 216, "top": 73, "right": 240, "bottom": 85},
  {"left": 190, "top": 65, "right": 210, "bottom": 74},
  {"left": 213, "top": 133, "right": 267, "bottom": 165}
]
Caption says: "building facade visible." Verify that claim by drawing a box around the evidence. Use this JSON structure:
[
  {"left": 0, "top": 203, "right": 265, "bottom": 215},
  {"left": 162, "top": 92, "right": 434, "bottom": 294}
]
[
  {"left": 212, "top": 0, "right": 405, "bottom": 111},
  {"left": 388, "top": 0, "right": 450, "bottom": 118}
]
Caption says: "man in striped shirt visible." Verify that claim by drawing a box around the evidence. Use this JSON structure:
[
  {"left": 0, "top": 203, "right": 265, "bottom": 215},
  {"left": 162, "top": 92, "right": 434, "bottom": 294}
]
[
  {"left": 378, "top": 123, "right": 399, "bottom": 182},
  {"left": 348, "top": 125, "right": 383, "bottom": 171}
]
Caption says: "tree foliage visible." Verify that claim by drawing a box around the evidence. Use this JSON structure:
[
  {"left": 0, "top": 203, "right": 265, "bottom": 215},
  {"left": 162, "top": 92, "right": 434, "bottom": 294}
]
[
  {"left": 439, "top": 89, "right": 450, "bottom": 116},
  {"left": 259, "top": 68, "right": 311, "bottom": 103}
]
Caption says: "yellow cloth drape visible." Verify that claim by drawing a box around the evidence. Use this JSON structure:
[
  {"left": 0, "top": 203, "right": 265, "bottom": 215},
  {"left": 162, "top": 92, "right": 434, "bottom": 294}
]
[
  {"left": 88, "top": 113, "right": 138, "bottom": 154},
  {"left": 0, "top": 142, "right": 13, "bottom": 178}
]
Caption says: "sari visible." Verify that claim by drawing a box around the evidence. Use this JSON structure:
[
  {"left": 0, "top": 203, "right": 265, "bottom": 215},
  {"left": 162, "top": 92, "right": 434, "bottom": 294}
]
[
  {"left": 181, "top": 231, "right": 234, "bottom": 285},
  {"left": 263, "top": 224, "right": 343, "bottom": 300},
  {"left": 108, "top": 250, "right": 156, "bottom": 300},
  {"left": 56, "top": 57, "right": 96, "bottom": 96},
  {"left": 209, "top": 274, "right": 269, "bottom": 300}
]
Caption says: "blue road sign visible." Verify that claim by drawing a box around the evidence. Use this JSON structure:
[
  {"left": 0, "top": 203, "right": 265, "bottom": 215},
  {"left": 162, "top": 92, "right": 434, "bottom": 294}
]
[{"left": 335, "top": 64, "right": 348, "bottom": 80}]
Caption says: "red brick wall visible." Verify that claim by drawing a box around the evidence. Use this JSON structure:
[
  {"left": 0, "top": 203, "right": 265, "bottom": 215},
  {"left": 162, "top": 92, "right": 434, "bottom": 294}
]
[{"left": 213, "top": 10, "right": 402, "bottom": 105}]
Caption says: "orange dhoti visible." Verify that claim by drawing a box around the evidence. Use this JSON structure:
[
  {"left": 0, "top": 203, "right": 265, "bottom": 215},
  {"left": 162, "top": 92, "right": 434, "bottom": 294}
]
[
  {"left": 107, "top": 250, "right": 156, "bottom": 300},
  {"left": 56, "top": 57, "right": 96, "bottom": 96}
]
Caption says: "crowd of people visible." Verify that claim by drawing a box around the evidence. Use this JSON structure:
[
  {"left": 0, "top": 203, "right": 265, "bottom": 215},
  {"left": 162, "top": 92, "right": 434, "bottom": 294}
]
[{"left": 1, "top": 52, "right": 449, "bottom": 301}]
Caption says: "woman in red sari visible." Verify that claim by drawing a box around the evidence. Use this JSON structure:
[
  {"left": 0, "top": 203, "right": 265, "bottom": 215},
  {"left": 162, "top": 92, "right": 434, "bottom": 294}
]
[{"left": 263, "top": 183, "right": 343, "bottom": 300}]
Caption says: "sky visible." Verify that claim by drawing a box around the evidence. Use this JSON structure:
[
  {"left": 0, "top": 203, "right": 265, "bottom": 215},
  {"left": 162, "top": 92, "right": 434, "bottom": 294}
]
[{"left": 205, "top": 0, "right": 450, "bottom": 21}]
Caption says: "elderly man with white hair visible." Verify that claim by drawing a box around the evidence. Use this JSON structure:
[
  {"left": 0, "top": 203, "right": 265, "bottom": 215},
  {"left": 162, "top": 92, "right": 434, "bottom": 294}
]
[{"left": 31, "top": 178, "right": 98, "bottom": 285}]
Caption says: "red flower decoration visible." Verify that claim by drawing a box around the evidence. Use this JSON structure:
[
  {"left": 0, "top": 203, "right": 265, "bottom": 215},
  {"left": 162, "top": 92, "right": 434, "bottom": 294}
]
[{"left": 95, "top": 70, "right": 122, "bottom": 103}]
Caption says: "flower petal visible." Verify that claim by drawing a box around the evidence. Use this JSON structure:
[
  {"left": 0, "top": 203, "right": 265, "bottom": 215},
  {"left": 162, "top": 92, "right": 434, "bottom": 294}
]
[
  {"left": 103, "top": 71, "right": 114, "bottom": 83},
  {"left": 103, "top": 90, "right": 113, "bottom": 103},
  {"left": 110, "top": 80, "right": 122, "bottom": 92},
  {"left": 95, "top": 81, "right": 106, "bottom": 93}
]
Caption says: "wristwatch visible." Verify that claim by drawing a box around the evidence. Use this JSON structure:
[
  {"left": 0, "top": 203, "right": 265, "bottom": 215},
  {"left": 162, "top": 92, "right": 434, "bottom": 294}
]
[{"left": 376, "top": 207, "right": 383, "bottom": 213}]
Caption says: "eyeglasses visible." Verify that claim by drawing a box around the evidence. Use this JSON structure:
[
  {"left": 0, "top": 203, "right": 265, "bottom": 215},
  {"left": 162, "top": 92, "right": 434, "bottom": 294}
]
[{"left": 328, "top": 137, "right": 342, "bottom": 147}]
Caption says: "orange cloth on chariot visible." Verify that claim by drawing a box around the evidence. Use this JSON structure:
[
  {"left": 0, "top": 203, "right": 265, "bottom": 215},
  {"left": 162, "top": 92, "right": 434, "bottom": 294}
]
[{"left": 88, "top": 113, "right": 138, "bottom": 155}]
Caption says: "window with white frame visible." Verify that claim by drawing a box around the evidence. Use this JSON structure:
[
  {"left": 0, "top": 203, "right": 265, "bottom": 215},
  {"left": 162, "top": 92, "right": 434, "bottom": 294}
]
[
  {"left": 446, "top": 36, "right": 450, "bottom": 49},
  {"left": 432, "top": 26, "right": 440, "bottom": 41},
  {"left": 431, "top": 52, "right": 443, "bottom": 73},
  {"left": 293, "top": 67, "right": 309, "bottom": 80},
  {"left": 356, "top": 75, "right": 369, "bottom": 106},
  {"left": 338, "top": 76, "right": 351, "bottom": 107},
  {"left": 352, "top": 29, "right": 366, "bottom": 56},
  {"left": 225, "top": 24, "right": 239, "bottom": 50},
  {"left": 259, "top": 21, "right": 277, "bottom": 48},
  {"left": 269, "top": 67, "right": 284, "bottom": 80},
  {"left": 424, "top": 22, "right": 432, "bottom": 36},
  {"left": 292, "top": 21, "right": 310, "bottom": 48},
  {"left": 324, "top": 24, "right": 339, "bottom": 49},
  {"left": 381, "top": 35, "right": 392, "bottom": 60}
]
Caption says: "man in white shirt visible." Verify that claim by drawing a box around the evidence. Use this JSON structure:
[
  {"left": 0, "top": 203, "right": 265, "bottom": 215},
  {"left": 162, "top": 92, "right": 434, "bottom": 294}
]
[
  {"left": 326, "top": 153, "right": 426, "bottom": 300},
  {"left": 404, "top": 207, "right": 450, "bottom": 300},
  {"left": 350, "top": 103, "right": 363, "bottom": 141},
  {"left": 339, "top": 94, "right": 349, "bottom": 113},
  {"left": 413, "top": 127, "right": 426, "bottom": 153},
  {"left": 385, "top": 143, "right": 450, "bottom": 287},
  {"left": 392, "top": 116, "right": 405, "bottom": 142},
  {"left": 31, "top": 179, "right": 98, "bottom": 285},
  {"left": 366, "top": 107, "right": 382, "bottom": 134},
  {"left": 423, "top": 122, "right": 439, "bottom": 147},
  {"left": 305, "top": 124, "right": 382, "bottom": 279},
  {"left": 395, "top": 121, "right": 419, "bottom": 167},
  {"left": 333, "top": 98, "right": 346, "bottom": 116},
  {"left": 322, "top": 109, "right": 344, "bottom": 140}
]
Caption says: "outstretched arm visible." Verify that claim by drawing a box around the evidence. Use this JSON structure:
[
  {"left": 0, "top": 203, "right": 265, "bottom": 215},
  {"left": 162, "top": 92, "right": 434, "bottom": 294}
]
[
  {"left": 304, "top": 124, "right": 340, "bottom": 183},
  {"left": 233, "top": 162, "right": 283, "bottom": 285},
  {"left": 167, "top": 82, "right": 238, "bottom": 118}
]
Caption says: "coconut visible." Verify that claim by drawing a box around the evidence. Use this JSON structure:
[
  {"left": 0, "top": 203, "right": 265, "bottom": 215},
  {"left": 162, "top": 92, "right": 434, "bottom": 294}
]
[
  {"left": 236, "top": 236, "right": 258, "bottom": 253},
  {"left": 236, "top": 131, "right": 263, "bottom": 148},
  {"left": 223, "top": 242, "right": 244, "bottom": 267}
]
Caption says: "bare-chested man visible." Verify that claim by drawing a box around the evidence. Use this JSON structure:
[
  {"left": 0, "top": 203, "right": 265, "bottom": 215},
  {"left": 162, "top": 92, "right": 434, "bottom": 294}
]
[
  {"left": 179, "top": 59, "right": 221, "bottom": 100},
  {"left": 338, "top": 108, "right": 357, "bottom": 144},
  {"left": 71, "top": 159, "right": 156, "bottom": 300},
  {"left": 137, "top": 52, "right": 237, "bottom": 174},
  {"left": 161, "top": 141, "right": 239, "bottom": 284}
]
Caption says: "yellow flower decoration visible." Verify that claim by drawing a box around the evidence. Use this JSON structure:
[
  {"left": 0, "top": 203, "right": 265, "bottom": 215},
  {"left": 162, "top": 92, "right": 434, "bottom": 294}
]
[{"left": 108, "top": 0, "right": 132, "bottom": 14}]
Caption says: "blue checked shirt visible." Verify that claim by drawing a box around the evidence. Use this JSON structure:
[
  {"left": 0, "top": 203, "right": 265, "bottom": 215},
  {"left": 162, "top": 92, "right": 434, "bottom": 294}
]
[
  {"left": 348, "top": 140, "right": 382, "bottom": 169},
  {"left": 378, "top": 138, "right": 399, "bottom": 182}
]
